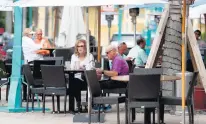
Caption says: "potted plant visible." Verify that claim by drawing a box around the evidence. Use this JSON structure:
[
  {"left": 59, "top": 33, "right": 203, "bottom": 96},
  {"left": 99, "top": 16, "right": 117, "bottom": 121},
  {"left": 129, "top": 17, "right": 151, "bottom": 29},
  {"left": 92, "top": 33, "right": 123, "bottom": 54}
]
[{"left": 0, "top": 19, "right": 5, "bottom": 34}]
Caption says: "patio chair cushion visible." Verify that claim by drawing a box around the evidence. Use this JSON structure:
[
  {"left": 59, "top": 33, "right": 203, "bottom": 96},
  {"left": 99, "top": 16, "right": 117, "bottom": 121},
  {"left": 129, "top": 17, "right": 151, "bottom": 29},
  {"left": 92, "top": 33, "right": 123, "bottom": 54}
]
[
  {"left": 30, "top": 87, "right": 44, "bottom": 94},
  {"left": 161, "top": 96, "right": 192, "bottom": 106},
  {"left": 93, "top": 96, "right": 126, "bottom": 104},
  {"left": 44, "top": 87, "right": 67, "bottom": 95},
  {"left": 161, "top": 96, "right": 182, "bottom": 105},
  {"left": 103, "top": 88, "right": 126, "bottom": 94}
]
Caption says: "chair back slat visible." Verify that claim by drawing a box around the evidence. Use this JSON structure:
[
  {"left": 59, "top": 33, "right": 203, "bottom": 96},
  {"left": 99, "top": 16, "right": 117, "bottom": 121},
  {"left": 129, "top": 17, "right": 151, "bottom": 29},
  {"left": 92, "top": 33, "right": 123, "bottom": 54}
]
[
  {"left": 43, "top": 57, "right": 64, "bottom": 65},
  {"left": 41, "top": 65, "right": 66, "bottom": 88},
  {"left": 103, "top": 58, "right": 110, "bottom": 70},
  {"left": 128, "top": 74, "right": 161, "bottom": 100},
  {"left": 54, "top": 48, "right": 74, "bottom": 63},
  {"left": 186, "top": 71, "right": 198, "bottom": 100},
  {"left": 84, "top": 70, "right": 101, "bottom": 97},
  {"left": 95, "top": 62, "right": 101, "bottom": 68},
  {"left": 134, "top": 68, "right": 163, "bottom": 75},
  {"left": 33, "top": 60, "right": 56, "bottom": 79},
  {"left": 22, "top": 64, "right": 35, "bottom": 86},
  {"left": 126, "top": 60, "right": 135, "bottom": 73}
]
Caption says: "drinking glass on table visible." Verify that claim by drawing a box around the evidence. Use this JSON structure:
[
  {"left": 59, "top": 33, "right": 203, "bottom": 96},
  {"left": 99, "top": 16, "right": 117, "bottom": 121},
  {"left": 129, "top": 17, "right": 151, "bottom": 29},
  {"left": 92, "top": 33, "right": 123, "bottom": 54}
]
[
  {"left": 65, "top": 61, "right": 71, "bottom": 70},
  {"left": 74, "top": 61, "right": 80, "bottom": 70}
]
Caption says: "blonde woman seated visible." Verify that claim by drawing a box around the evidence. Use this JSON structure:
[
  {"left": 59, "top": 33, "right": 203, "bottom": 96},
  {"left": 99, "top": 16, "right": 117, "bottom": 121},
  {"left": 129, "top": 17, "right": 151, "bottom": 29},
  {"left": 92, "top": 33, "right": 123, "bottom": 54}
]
[
  {"left": 34, "top": 29, "right": 54, "bottom": 48},
  {"left": 70, "top": 39, "right": 94, "bottom": 112}
]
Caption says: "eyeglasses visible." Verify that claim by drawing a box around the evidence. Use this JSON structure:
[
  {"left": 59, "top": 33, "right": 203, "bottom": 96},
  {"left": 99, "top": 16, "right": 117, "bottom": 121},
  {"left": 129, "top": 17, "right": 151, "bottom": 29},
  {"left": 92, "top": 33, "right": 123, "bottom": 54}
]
[
  {"left": 37, "top": 33, "right": 42, "bottom": 35},
  {"left": 77, "top": 45, "right": 85, "bottom": 48}
]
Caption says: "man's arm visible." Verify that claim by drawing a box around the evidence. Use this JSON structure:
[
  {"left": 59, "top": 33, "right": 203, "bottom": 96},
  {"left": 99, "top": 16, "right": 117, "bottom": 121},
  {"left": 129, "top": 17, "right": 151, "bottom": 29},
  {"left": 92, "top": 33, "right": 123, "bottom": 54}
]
[
  {"left": 140, "top": 50, "right": 148, "bottom": 64},
  {"left": 103, "top": 70, "right": 118, "bottom": 77}
]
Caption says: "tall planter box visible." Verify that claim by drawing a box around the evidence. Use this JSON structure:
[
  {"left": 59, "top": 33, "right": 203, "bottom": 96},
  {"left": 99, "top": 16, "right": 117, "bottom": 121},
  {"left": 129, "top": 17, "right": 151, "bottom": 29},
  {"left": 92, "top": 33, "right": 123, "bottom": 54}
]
[
  {"left": 0, "top": 28, "right": 4, "bottom": 35},
  {"left": 194, "top": 86, "right": 206, "bottom": 110}
]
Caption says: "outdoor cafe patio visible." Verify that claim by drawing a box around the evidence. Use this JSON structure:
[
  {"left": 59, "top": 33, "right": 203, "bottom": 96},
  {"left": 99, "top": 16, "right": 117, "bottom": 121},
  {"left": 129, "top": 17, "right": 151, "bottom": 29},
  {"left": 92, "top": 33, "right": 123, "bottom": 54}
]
[{"left": 1, "top": 0, "right": 206, "bottom": 124}]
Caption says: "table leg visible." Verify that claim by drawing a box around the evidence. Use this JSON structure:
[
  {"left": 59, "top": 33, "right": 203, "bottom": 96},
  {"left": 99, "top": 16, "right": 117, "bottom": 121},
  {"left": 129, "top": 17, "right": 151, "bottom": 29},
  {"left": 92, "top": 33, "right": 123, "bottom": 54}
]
[
  {"left": 69, "top": 94, "right": 75, "bottom": 111},
  {"left": 144, "top": 108, "right": 151, "bottom": 124},
  {"left": 69, "top": 73, "right": 75, "bottom": 112}
]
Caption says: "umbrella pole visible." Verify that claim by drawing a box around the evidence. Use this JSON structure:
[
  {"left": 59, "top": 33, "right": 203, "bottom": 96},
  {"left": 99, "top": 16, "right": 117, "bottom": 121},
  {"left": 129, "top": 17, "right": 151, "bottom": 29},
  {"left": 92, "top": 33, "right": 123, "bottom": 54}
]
[
  {"left": 181, "top": 0, "right": 186, "bottom": 124},
  {"left": 85, "top": 7, "right": 92, "bottom": 124},
  {"left": 97, "top": 6, "right": 101, "bottom": 62}
]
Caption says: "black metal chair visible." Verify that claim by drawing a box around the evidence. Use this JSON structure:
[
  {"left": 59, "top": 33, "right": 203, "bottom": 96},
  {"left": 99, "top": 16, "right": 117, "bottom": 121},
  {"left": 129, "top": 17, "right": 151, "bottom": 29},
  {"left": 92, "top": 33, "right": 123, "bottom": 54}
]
[
  {"left": 22, "top": 64, "right": 44, "bottom": 112},
  {"left": 41, "top": 65, "right": 68, "bottom": 114},
  {"left": 103, "top": 58, "right": 110, "bottom": 70},
  {"left": 84, "top": 70, "right": 126, "bottom": 124},
  {"left": 126, "top": 60, "right": 135, "bottom": 73},
  {"left": 127, "top": 73, "right": 161, "bottom": 124},
  {"left": 43, "top": 57, "right": 64, "bottom": 65},
  {"left": 133, "top": 68, "right": 163, "bottom": 122},
  {"left": 90, "top": 46, "right": 102, "bottom": 61},
  {"left": 95, "top": 62, "right": 101, "bottom": 68},
  {"left": 160, "top": 71, "right": 198, "bottom": 124},
  {"left": 33, "top": 60, "right": 56, "bottom": 79},
  {"left": 134, "top": 68, "right": 163, "bottom": 75},
  {"left": 54, "top": 47, "right": 74, "bottom": 63}
]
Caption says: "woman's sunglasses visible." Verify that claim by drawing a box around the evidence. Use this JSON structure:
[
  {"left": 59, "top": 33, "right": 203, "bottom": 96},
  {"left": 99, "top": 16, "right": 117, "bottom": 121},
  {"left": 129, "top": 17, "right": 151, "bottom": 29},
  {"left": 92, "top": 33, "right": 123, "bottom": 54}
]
[{"left": 77, "top": 45, "right": 85, "bottom": 48}]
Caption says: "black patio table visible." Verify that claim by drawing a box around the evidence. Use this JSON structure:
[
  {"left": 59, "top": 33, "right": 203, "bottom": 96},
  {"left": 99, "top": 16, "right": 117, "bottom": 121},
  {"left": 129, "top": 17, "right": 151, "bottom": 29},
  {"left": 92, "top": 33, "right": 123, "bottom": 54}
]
[
  {"left": 64, "top": 69, "right": 109, "bottom": 113},
  {"left": 64, "top": 69, "right": 84, "bottom": 112}
]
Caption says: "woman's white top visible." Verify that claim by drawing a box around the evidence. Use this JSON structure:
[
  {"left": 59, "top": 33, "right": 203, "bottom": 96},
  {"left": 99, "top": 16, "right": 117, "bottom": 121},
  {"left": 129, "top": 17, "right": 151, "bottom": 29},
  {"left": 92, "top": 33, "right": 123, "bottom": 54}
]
[
  {"left": 22, "top": 36, "right": 43, "bottom": 62},
  {"left": 71, "top": 53, "right": 94, "bottom": 80}
]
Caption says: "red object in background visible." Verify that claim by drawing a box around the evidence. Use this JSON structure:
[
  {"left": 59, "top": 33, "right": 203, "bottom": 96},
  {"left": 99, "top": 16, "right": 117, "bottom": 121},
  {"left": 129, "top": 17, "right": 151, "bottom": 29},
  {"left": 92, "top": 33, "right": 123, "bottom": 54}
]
[
  {"left": 0, "top": 28, "right": 4, "bottom": 35},
  {"left": 194, "top": 87, "right": 206, "bottom": 110}
]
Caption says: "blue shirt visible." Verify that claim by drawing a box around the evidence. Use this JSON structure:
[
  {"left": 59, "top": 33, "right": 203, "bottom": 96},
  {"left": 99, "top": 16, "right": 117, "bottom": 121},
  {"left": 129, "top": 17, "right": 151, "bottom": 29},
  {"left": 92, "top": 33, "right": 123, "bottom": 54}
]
[{"left": 127, "top": 45, "right": 148, "bottom": 66}]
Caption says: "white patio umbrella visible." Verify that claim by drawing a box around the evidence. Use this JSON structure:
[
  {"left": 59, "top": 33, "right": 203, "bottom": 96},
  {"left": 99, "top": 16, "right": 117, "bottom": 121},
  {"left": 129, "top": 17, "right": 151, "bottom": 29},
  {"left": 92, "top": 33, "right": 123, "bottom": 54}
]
[
  {"left": 13, "top": 0, "right": 167, "bottom": 7},
  {"left": 190, "top": 4, "right": 206, "bottom": 18},
  {"left": 0, "top": 0, "right": 13, "bottom": 11},
  {"left": 57, "top": 6, "right": 86, "bottom": 47}
]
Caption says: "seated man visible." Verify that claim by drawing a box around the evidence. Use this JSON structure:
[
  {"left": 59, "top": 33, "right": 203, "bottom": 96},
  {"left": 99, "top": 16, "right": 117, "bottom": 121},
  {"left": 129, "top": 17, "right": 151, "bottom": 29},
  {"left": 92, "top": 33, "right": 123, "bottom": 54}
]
[
  {"left": 97, "top": 45, "right": 129, "bottom": 89},
  {"left": 118, "top": 42, "right": 128, "bottom": 59},
  {"left": 127, "top": 38, "right": 148, "bottom": 66}
]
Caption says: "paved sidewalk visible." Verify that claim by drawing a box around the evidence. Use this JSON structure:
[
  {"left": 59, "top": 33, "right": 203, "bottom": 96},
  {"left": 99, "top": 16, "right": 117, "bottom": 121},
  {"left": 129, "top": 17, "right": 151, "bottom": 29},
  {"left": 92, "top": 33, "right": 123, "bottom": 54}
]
[{"left": 0, "top": 87, "right": 206, "bottom": 124}]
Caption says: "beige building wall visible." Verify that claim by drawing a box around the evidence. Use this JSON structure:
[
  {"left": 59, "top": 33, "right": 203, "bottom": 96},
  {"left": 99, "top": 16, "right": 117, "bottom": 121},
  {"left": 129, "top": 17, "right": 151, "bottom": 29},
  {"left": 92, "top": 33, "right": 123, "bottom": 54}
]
[{"left": 35, "top": 7, "right": 147, "bottom": 46}]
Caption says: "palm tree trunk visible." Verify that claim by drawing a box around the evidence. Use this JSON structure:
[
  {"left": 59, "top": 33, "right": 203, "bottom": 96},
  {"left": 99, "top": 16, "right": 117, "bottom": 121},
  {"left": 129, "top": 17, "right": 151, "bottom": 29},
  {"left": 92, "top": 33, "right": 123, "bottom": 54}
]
[{"left": 162, "top": 0, "right": 182, "bottom": 98}]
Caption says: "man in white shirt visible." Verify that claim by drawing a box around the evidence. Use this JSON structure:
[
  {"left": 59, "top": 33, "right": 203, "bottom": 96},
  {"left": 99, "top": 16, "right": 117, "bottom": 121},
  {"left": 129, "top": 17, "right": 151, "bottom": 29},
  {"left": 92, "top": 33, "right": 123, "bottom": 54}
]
[{"left": 22, "top": 28, "right": 43, "bottom": 63}]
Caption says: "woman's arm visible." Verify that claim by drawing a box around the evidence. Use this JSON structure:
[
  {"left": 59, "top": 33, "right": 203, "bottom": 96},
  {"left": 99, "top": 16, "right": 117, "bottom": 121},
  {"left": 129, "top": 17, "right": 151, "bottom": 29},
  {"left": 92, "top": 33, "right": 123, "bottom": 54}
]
[{"left": 43, "top": 38, "right": 52, "bottom": 48}]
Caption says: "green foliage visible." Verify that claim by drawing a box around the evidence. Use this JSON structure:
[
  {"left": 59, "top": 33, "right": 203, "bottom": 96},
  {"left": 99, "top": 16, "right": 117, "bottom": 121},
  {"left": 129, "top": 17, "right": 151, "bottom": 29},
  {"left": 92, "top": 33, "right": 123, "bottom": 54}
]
[
  {"left": 201, "top": 32, "right": 206, "bottom": 41},
  {"left": 0, "top": 12, "right": 5, "bottom": 28}
]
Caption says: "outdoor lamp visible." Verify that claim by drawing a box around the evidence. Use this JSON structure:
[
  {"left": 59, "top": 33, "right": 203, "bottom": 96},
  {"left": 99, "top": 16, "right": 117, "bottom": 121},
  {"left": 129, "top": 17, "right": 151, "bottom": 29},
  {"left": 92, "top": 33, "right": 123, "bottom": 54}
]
[
  {"left": 129, "top": 8, "right": 140, "bottom": 42},
  {"left": 105, "top": 15, "right": 114, "bottom": 42}
]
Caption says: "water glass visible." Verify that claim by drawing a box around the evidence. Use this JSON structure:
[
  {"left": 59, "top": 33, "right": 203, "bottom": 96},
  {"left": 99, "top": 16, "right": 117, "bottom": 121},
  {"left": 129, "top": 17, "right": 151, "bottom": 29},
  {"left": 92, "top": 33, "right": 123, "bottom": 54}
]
[
  {"left": 74, "top": 61, "right": 80, "bottom": 70},
  {"left": 65, "top": 61, "right": 70, "bottom": 70}
]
